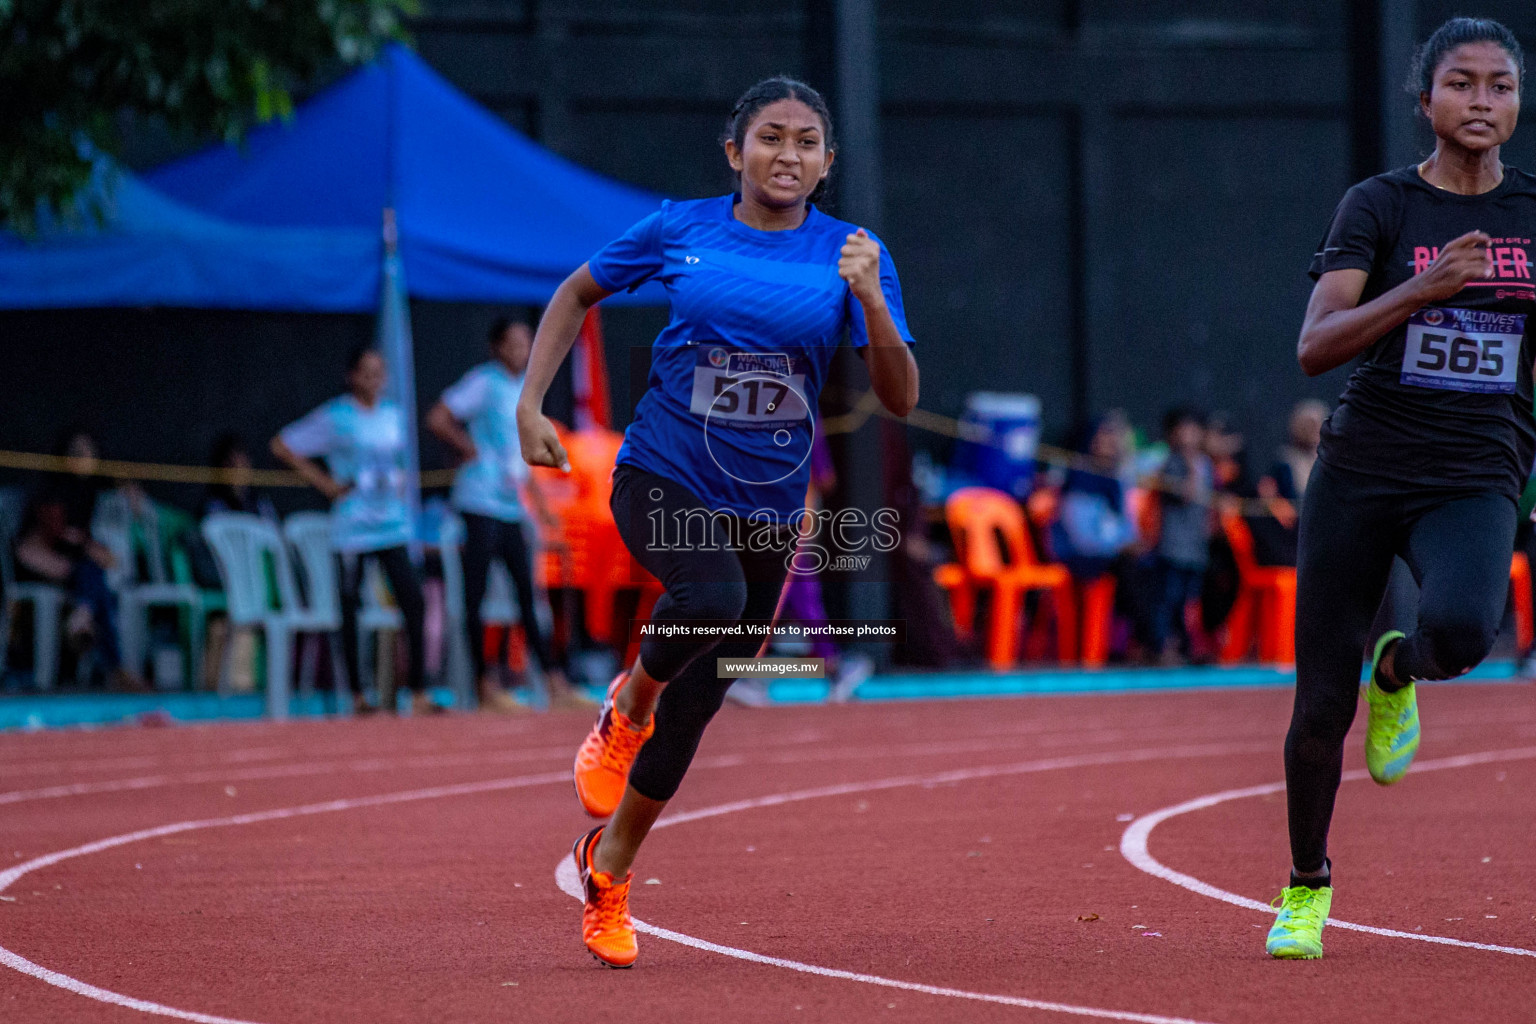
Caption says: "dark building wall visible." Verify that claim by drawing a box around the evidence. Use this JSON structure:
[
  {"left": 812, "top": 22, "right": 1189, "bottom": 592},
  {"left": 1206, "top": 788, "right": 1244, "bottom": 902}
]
[{"left": 4, "top": 1, "right": 1535, "bottom": 506}]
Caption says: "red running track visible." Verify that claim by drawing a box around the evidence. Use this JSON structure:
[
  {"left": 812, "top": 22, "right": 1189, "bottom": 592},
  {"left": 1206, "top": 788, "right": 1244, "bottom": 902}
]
[{"left": 0, "top": 683, "right": 1533, "bottom": 1024}]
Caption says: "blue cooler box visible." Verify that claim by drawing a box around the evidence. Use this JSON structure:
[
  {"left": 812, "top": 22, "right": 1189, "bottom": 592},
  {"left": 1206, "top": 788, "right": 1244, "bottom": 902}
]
[{"left": 950, "top": 392, "right": 1041, "bottom": 500}]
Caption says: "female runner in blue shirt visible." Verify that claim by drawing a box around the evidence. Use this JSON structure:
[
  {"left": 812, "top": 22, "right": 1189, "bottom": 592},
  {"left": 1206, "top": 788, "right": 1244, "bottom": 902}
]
[{"left": 517, "top": 77, "right": 919, "bottom": 967}]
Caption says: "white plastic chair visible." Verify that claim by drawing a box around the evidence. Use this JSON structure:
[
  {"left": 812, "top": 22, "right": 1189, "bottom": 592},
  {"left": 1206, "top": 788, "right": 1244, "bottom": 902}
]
[
  {"left": 283, "top": 511, "right": 401, "bottom": 699},
  {"left": 439, "top": 513, "right": 557, "bottom": 706},
  {"left": 436, "top": 514, "right": 515, "bottom": 707},
  {"left": 360, "top": 561, "right": 406, "bottom": 632},
  {"left": 104, "top": 505, "right": 207, "bottom": 690},
  {"left": 0, "top": 491, "right": 65, "bottom": 689},
  {"left": 201, "top": 513, "right": 313, "bottom": 720},
  {"left": 279, "top": 512, "right": 344, "bottom": 639}
]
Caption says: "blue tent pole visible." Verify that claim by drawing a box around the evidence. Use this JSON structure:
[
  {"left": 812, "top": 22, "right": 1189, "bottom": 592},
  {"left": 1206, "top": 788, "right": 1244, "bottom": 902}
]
[
  {"left": 378, "top": 208, "right": 422, "bottom": 557},
  {"left": 377, "top": 52, "right": 422, "bottom": 557}
]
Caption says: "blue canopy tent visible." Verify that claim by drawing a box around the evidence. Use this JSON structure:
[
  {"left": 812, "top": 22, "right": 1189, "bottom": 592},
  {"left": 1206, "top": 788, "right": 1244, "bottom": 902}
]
[
  {"left": 1, "top": 43, "right": 664, "bottom": 563},
  {"left": 0, "top": 163, "right": 379, "bottom": 311},
  {"left": 0, "top": 44, "right": 665, "bottom": 310},
  {"left": 148, "top": 43, "right": 665, "bottom": 538},
  {"left": 146, "top": 44, "right": 665, "bottom": 306}
]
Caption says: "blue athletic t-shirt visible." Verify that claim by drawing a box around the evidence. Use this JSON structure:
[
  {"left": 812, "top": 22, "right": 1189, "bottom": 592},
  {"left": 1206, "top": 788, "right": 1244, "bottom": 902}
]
[{"left": 588, "top": 194, "right": 914, "bottom": 519}]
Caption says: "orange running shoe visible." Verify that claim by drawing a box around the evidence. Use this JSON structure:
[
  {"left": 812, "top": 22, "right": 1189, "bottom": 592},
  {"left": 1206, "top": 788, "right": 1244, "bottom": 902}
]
[
  {"left": 573, "top": 671, "right": 654, "bottom": 818},
  {"left": 573, "top": 825, "right": 637, "bottom": 968}
]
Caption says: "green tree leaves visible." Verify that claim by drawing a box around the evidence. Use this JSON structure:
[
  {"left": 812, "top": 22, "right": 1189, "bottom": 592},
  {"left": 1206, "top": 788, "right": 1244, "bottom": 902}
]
[{"left": 1, "top": 0, "right": 416, "bottom": 232}]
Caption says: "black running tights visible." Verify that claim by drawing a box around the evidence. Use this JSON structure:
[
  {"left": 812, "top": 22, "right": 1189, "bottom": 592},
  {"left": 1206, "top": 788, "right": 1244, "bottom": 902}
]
[
  {"left": 609, "top": 465, "right": 791, "bottom": 802},
  {"left": 1286, "top": 461, "right": 1515, "bottom": 872}
]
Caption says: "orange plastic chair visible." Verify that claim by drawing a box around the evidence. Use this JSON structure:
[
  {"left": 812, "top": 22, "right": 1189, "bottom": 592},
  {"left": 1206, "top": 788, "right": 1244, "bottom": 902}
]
[
  {"left": 1127, "top": 486, "right": 1160, "bottom": 548},
  {"left": 1027, "top": 484, "right": 1115, "bottom": 667},
  {"left": 933, "top": 561, "right": 976, "bottom": 642},
  {"left": 1510, "top": 552, "right": 1533, "bottom": 653},
  {"left": 1219, "top": 510, "right": 1297, "bottom": 665},
  {"left": 528, "top": 425, "right": 664, "bottom": 657},
  {"left": 936, "top": 487, "right": 1075, "bottom": 668},
  {"left": 1076, "top": 575, "right": 1116, "bottom": 668}
]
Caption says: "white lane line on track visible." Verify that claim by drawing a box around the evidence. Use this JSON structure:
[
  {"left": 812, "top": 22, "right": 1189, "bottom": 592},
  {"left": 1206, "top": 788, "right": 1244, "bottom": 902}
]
[
  {"left": 0, "top": 743, "right": 1253, "bottom": 1024},
  {"left": 656, "top": 742, "right": 1268, "bottom": 828},
  {"left": 0, "top": 770, "right": 569, "bottom": 1024},
  {"left": 549, "top": 743, "right": 1273, "bottom": 1024},
  {"left": 0, "top": 726, "right": 1280, "bottom": 807},
  {"left": 0, "top": 747, "right": 577, "bottom": 806},
  {"left": 0, "top": 739, "right": 1031, "bottom": 806},
  {"left": 1119, "top": 745, "right": 1536, "bottom": 958},
  {"left": 553, "top": 857, "right": 1212, "bottom": 1024}
]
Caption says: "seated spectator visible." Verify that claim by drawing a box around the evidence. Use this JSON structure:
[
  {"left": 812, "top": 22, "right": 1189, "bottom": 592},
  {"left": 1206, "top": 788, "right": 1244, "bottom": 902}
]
[
  {"left": 1201, "top": 411, "right": 1250, "bottom": 634},
  {"left": 1249, "top": 399, "right": 1329, "bottom": 567},
  {"left": 1050, "top": 414, "right": 1139, "bottom": 581},
  {"left": 1150, "top": 408, "right": 1214, "bottom": 664},
  {"left": 1266, "top": 399, "right": 1327, "bottom": 502},
  {"left": 12, "top": 427, "right": 145, "bottom": 689},
  {"left": 1049, "top": 414, "right": 1160, "bottom": 663},
  {"left": 1204, "top": 412, "right": 1250, "bottom": 495},
  {"left": 202, "top": 431, "right": 278, "bottom": 522}
]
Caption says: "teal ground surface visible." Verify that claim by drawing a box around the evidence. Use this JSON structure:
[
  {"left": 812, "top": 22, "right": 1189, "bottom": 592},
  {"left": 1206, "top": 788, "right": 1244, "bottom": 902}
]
[{"left": 1, "top": 661, "right": 1524, "bottom": 731}]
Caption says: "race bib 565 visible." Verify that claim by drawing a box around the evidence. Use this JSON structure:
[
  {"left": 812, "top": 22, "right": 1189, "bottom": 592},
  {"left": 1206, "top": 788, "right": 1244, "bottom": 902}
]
[{"left": 1401, "top": 307, "right": 1526, "bottom": 394}]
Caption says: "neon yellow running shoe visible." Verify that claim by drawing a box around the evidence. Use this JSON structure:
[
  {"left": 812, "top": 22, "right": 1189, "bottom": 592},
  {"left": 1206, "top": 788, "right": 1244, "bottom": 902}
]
[
  {"left": 1364, "top": 630, "right": 1419, "bottom": 785},
  {"left": 1266, "top": 884, "right": 1332, "bottom": 959}
]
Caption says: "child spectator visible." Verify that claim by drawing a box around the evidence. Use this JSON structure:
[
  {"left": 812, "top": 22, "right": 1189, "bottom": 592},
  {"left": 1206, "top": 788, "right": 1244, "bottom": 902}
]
[
  {"left": 1250, "top": 399, "right": 1329, "bottom": 567},
  {"left": 1151, "top": 408, "right": 1214, "bottom": 664},
  {"left": 202, "top": 431, "right": 278, "bottom": 523},
  {"left": 1051, "top": 414, "right": 1139, "bottom": 581}
]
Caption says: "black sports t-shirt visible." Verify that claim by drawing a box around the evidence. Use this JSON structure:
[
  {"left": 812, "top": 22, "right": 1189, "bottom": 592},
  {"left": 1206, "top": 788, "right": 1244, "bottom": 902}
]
[{"left": 1309, "top": 165, "right": 1536, "bottom": 499}]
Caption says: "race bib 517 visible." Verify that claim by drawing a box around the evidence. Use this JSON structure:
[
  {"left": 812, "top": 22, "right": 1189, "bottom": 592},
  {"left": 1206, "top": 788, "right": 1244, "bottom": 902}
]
[
  {"left": 1401, "top": 307, "right": 1526, "bottom": 394},
  {"left": 688, "top": 344, "right": 811, "bottom": 428}
]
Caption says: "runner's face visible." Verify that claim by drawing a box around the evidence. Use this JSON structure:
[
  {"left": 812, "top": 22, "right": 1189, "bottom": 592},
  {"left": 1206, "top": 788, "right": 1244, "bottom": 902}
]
[
  {"left": 727, "top": 99, "right": 832, "bottom": 210},
  {"left": 349, "top": 352, "right": 387, "bottom": 405},
  {"left": 1423, "top": 42, "right": 1521, "bottom": 153}
]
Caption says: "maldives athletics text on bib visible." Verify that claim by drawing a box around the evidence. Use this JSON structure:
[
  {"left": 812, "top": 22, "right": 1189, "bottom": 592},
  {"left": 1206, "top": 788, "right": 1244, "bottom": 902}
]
[{"left": 1401, "top": 306, "right": 1526, "bottom": 394}]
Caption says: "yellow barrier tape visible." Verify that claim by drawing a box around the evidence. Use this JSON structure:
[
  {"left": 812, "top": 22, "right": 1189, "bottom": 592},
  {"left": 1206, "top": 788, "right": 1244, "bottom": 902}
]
[
  {"left": 818, "top": 386, "right": 1286, "bottom": 519},
  {"left": 0, "top": 450, "right": 456, "bottom": 489},
  {"left": 0, "top": 390, "right": 1285, "bottom": 519}
]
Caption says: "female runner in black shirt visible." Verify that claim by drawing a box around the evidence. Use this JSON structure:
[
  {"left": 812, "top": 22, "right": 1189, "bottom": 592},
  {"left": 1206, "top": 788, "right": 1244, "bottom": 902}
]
[{"left": 1269, "top": 17, "right": 1534, "bottom": 960}]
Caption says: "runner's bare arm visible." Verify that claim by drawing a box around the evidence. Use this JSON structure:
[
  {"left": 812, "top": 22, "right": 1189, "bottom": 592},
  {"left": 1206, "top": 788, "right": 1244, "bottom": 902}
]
[
  {"left": 1299, "top": 231, "right": 1492, "bottom": 376},
  {"left": 517, "top": 263, "right": 614, "bottom": 472},
  {"left": 841, "top": 230, "right": 919, "bottom": 416}
]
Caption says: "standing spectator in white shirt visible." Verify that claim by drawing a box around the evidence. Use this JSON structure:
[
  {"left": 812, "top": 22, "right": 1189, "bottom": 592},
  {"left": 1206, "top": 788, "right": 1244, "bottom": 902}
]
[
  {"left": 428, "top": 318, "right": 591, "bottom": 712},
  {"left": 271, "top": 345, "right": 437, "bottom": 716}
]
